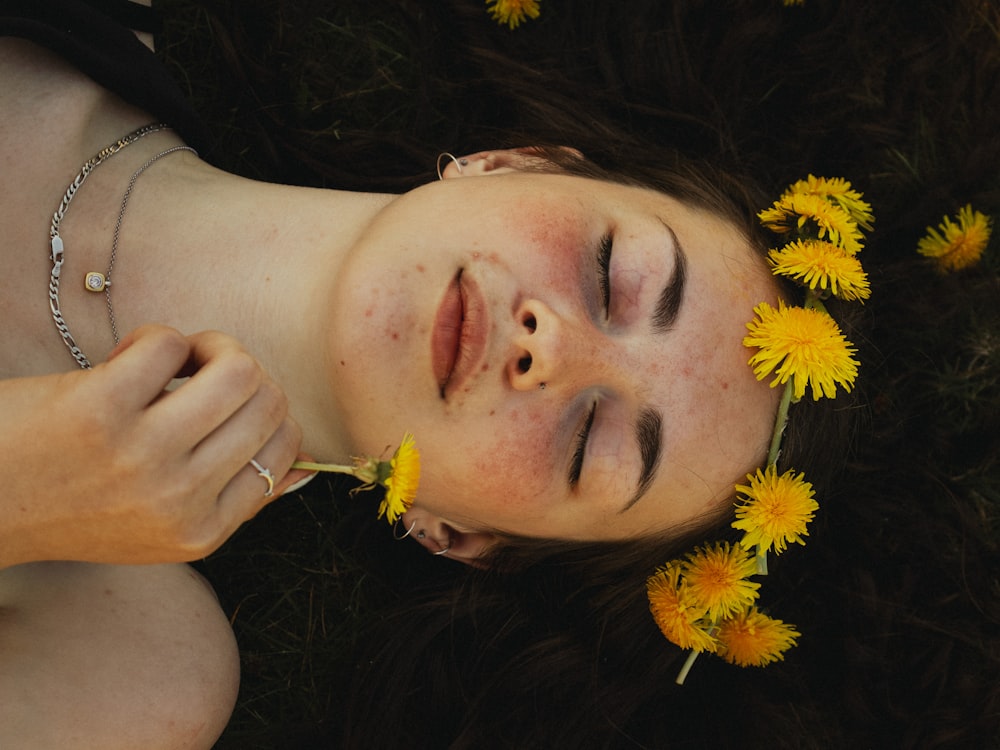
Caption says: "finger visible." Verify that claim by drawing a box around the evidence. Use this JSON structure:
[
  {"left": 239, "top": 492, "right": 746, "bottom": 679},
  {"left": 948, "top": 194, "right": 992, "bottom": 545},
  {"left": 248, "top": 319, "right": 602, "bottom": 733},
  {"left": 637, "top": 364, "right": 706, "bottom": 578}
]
[
  {"left": 280, "top": 459, "right": 320, "bottom": 496},
  {"left": 206, "top": 419, "right": 305, "bottom": 539},
  {"left": 173, "top": 330, "right": 249, "bottom": 380},
  {"left": 185, "top": 374, "right": 291, "bottom": 482},
  {"left": 147, "top": 335, "right": 271, "bottom": 451},
  {"left": 94, "top": 325, "right": 193, "bottom": 411}
]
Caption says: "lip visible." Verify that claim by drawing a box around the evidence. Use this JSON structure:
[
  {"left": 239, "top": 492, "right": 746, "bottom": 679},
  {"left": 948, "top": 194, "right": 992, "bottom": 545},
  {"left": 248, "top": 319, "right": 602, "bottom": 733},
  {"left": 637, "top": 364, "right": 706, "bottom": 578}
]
[{"left": 431, "top": 270, "right": 488, "bottom": 397}]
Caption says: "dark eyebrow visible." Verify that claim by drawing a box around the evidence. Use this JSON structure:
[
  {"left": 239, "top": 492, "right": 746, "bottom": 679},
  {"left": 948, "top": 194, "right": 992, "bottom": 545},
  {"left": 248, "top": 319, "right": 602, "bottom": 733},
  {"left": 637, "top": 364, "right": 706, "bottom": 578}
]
[
  {"left": 619, "top": 408, "right": 663, "bottom": 513},
  {"left": 616, "top": 224, "right": 682, "bottom": 511},
  {"left": 651, "top": 223, "right": 688, "bottom": 333}
]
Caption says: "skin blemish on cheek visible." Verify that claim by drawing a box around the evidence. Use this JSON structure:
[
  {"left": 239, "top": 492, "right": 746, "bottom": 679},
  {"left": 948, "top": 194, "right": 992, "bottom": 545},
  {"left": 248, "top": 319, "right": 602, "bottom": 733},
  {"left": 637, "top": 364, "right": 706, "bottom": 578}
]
[
  {"left": 391, "top": 332, "right": 399, "bottom": 340},
  {"left": 416, "top": 264, "right": 425, "bottom": 273},
  {"left": 365, "top": 308, "right": 374, "bottom": 318},
  {"left": 480, "top": 363, "right": 489, "bottom": 372}
]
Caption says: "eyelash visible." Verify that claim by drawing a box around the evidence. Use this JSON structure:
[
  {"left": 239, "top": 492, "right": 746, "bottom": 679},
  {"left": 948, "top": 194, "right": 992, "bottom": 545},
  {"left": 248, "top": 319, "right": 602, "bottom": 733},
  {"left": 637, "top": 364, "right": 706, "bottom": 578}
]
[
  {"left": 597, "top": 232, "right": 613, "bottom": 315},
  {"left": 569, "top": 402, "right": 597, "bottom": 486},
  {"left": 569, "top": 234, "right": 612, "bottom": 486}
]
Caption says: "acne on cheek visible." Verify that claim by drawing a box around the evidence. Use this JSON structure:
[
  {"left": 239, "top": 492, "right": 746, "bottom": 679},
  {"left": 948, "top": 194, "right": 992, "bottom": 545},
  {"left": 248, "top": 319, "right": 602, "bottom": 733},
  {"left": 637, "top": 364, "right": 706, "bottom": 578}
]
[{"left": 383, "top": 309, "right": 416, "bottom": 345}]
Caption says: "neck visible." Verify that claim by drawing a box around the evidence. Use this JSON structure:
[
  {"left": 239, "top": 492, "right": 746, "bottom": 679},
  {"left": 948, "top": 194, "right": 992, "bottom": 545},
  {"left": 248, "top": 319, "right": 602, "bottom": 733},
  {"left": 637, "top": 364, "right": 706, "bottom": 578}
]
[
  {"left": 0, "top": 39, "right": 395, "bottom": 462},
  {"left": 25, "top": 140, "right": 395, "bottom": 461},
  {"left": 122, "top": 157, "right": 397, "bottom": 459}
]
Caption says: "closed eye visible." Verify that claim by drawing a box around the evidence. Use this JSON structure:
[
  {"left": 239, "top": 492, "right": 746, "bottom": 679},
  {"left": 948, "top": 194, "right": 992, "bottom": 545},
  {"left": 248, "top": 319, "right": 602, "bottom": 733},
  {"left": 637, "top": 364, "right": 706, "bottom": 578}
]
[
  {"left": 568, "top": 402, "right": 597, "bottom": 486},
  {"left": 597, "top": 232, "right": 613, "bottom": 316}
]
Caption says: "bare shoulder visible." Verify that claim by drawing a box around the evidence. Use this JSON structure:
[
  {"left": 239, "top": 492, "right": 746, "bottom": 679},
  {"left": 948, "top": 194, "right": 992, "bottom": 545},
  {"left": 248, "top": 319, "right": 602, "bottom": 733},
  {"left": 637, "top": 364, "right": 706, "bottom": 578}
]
[
  {"left": 0, "top": 37, "right": 96, "bottom": 138},
  {"left": 0, "top": 34, "right": 160, "bottom": 187}
]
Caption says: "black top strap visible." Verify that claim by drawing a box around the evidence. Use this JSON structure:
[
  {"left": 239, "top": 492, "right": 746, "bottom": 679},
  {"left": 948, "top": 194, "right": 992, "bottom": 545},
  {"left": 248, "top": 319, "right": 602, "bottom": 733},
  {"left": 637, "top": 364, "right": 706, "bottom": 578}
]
[{"left": 85, "top": 0, "right": 161, "bottom": 34}]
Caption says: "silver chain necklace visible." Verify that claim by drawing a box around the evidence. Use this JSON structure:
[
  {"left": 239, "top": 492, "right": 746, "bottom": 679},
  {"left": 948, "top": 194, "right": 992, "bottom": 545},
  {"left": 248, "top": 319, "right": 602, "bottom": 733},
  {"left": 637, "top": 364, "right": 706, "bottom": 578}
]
[
  {"left": 101, "top": 144, "right": 196, "bottom": 345},
  {"left": 47, "top": 123, "right": 196, "bottom": 369}
]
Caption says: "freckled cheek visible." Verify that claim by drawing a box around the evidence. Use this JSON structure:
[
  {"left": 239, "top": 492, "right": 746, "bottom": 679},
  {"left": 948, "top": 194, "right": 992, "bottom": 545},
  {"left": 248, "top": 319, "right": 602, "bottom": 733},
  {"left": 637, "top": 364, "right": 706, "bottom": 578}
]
[
  {"left": 460, "top": 408, "right": 559, "bottom": 508},
  {"left": 501, "top": 202, "right": 585, "bottom": 293}
]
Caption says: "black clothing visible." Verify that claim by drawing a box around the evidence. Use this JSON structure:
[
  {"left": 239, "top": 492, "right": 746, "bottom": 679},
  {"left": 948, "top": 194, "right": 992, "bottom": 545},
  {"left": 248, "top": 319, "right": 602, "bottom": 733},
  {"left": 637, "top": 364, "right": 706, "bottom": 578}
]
[{"left": 1, "top": 0, "right": 209, "bottom": 150}]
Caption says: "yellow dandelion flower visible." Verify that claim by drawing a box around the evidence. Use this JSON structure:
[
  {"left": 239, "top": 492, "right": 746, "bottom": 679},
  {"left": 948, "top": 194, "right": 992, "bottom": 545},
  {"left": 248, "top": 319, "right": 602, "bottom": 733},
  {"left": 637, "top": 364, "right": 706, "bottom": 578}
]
[
  {"left": 716, "top": 608, "right": 800, "bottom": 667},
  {"left": 758, "top": 193, "right": 865, "bottom": 255},
  {"left": 733, "top": 465, "right": 818, "bottom": 555},
  {"left": 784, "top": 175, "right": 874, "bottom": 231},
  {"left": 646, "top": 563, "right": 718, "bottom": 653},
  {"left": 293, "top": 433, "right": 421, "bottom": 525},
  {"left": 768, "top": 239, "right": 871, "bottom": 301},
  {"left": 744, "top": 301, "right": 859, "bottom": 400},
  {"left": 681, "top": 542, "right": 761, "bottom": 621},
  {"left": 917, "top": 204, "right": 993, "bottom": 273},
  {"left": 486, "top": 0, "right": 541, "bottom": 29},
  {"left": 378, "top": 432, "right": 421, "bottom": 524}
]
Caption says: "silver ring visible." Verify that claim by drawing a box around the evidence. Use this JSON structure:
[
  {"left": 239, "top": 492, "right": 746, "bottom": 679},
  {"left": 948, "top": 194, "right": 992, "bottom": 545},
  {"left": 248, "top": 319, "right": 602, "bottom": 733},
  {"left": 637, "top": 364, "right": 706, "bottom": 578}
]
[
  {"left": 249, "top": 458, "right": 275, "bottom": 497},
  {"left": 432, "top": 541, "right": 452, "bottom": 556}
]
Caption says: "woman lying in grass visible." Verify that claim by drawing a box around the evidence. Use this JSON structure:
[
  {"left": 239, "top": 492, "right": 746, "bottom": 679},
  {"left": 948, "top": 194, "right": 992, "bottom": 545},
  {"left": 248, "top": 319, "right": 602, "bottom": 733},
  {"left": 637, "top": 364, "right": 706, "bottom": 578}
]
[{"left": 2, "top": 1, "right": 998, "bottom": 748}]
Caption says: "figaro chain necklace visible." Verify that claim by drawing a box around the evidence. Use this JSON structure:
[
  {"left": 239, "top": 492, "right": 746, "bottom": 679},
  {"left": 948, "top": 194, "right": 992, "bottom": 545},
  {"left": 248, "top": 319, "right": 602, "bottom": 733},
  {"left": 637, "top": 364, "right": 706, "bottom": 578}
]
[{"left": 48, "top": 122, "right": 196, "bottom": 368}]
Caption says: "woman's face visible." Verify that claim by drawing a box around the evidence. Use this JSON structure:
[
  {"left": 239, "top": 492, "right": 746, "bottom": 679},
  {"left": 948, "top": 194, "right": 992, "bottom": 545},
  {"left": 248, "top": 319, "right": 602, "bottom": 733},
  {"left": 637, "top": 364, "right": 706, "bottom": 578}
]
[{"left": 327, "top": 170, "right": 781, "bottom": 543}]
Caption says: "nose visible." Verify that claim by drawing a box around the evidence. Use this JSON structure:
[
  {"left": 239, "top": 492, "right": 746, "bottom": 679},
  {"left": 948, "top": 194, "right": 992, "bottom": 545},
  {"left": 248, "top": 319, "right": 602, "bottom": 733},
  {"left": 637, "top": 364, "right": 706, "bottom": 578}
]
[{"left": 507, "top": 298, "right": 611, "bottom": 392}]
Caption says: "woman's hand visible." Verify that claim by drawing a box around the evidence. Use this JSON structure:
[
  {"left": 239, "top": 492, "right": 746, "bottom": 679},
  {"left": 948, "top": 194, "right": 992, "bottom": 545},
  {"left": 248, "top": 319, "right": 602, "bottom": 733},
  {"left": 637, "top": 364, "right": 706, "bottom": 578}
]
[{"left": 0, "top": 325, "right": 309, "bottom": 568}]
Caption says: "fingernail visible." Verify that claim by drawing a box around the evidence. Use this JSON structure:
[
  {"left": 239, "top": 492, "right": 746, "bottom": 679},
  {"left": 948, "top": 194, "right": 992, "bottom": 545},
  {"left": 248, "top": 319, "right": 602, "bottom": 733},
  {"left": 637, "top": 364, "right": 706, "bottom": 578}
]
[{"left": 282, "top": 472, "right": 319, "bottom": 495}]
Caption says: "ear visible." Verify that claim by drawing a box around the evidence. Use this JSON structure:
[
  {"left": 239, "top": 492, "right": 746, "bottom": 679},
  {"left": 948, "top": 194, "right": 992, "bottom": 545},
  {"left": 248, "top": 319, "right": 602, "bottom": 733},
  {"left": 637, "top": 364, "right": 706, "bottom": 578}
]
[
  {"left": 401, "top": 508, "right": 498, "bottom": 567},
  {"left": 439, "top": 146, "right": 584, "bottom": 179}
]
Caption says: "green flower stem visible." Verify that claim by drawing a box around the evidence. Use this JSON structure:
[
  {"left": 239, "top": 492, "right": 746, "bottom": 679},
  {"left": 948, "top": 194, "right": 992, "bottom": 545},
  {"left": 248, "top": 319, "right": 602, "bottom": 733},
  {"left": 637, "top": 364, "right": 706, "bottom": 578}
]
[
  {"left": 766, "top": 380, "right": 794, "bottom": 467},
  {"left": 292, "top": 458, "right": 389, "bottom": 487},
  {"left": 803, "top": 289, "right": 828, "bottom": 314},
  {"left": 292, "top": 461, "right": 358, "bottom": 475},
  {"left": 675, "top": 650, "right": 701, "bottom": 685},
  {"left": 676, "top": 618, "right": 722, "bottom": 685},
  {"left": 755, "top": 549, "right": 769, "bottom": 576}
]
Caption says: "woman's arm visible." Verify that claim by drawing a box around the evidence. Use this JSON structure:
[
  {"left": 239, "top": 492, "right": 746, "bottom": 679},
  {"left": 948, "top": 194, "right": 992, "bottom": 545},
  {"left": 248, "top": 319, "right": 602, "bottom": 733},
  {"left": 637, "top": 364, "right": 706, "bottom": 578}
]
[{"left": 0, "top": 325, "right": 309, "bottom": 568}]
